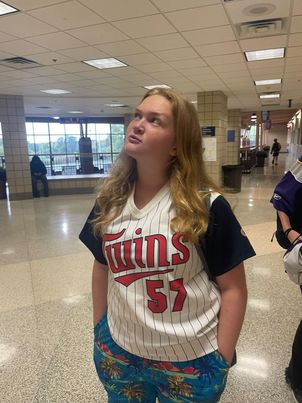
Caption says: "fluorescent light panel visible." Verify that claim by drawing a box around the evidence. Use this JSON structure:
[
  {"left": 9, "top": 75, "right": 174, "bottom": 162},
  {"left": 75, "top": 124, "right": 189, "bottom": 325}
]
[
  {"left": 259, "top": 93, "right": 280, "bottom": 99},
  {"left": 245, "top": 48, "right": 285, "bottom": 61},
  {"left": 83, "top": 58, "right": 127, "bottom": 69},
  {"left": 144, "top": 84, "right": 171, "bottom": 89},
  {"left": 255, "top": 79, "right": 282, "bottom": 86},
  {"left": 67, "top": 110, "right": 83, "bottom": 114},
  {"left": 40, "top": 89, "right": 71, "bottom": 94},
  {"left": 0, "top": 1, "right": 18, "bottom": 15}
]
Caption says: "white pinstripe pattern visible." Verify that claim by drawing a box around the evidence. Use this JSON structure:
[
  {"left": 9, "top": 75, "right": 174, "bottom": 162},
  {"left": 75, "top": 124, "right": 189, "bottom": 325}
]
[{"left": 104, "top": 186, "right": 221, "bottom": 361}]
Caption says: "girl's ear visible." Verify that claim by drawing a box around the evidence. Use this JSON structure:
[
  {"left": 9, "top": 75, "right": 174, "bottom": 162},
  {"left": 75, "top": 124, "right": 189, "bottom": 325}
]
[{"left": 170, "top": 145, "right": 177, "bottom": 157}]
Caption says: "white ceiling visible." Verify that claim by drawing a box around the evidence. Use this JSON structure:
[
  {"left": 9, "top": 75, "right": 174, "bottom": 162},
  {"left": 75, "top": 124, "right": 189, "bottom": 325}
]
[{"left": 0, "top": 0, "right": 301, "bottom": 117}]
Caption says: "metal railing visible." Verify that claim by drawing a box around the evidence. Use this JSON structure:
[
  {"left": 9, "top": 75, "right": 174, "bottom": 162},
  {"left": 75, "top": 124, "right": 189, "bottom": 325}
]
[{"left": 28, "top": 153, "right": 115, "bottom": 176}]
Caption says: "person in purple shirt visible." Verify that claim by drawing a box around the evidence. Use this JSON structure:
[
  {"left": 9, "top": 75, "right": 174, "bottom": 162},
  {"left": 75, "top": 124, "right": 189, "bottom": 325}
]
[{"left": 271, "top": 155, "right": 302, "bottom": 402}]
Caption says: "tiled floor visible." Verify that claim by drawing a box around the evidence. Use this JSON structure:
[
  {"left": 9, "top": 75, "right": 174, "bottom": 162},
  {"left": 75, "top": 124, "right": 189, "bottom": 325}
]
[{"left": 0, "top": 153, "right": 300, "bottom": 402}]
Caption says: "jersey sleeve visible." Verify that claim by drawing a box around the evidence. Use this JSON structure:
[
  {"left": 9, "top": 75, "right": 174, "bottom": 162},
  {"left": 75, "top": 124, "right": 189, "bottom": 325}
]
[
  {"left": 79, "top": 204, "right": 107, "bottom": 265},
  {"left": 204, "top": 195, "right": 256, "bottom": 277}
]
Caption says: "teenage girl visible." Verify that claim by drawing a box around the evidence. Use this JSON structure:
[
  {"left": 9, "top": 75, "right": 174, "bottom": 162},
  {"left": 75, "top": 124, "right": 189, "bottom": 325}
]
[{"left": 80, "top": 88, "right": 255, "bottom": 402}]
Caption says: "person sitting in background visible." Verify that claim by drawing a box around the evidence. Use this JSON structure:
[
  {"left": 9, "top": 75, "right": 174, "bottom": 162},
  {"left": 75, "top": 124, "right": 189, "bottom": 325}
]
[{"left": 30, "top": 155, "right": 49, "bottom": 198}]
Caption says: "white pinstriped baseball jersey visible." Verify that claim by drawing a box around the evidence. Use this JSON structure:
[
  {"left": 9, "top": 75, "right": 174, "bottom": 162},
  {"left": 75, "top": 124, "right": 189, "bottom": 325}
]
[{"left": 103, "top": 185, "right": 221, "bottom": 361}]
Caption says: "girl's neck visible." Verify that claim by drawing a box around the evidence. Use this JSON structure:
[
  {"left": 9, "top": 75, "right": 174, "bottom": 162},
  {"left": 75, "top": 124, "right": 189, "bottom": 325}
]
[{"left": 134, "top": 173, "right": 168, "bottom": 209}]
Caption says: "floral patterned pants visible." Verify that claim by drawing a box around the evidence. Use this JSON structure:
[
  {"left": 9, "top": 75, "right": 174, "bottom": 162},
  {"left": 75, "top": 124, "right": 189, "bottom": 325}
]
[{"left": 94, "top": 315, "right": 229, "bottom": 403}]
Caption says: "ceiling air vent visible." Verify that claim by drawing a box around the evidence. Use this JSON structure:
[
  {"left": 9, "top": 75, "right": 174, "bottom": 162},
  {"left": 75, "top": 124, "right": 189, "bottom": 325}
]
[
  {"left": 237, "top": 18, "right": 287, "bottom": 39},
  {"left": 0, "top": 56, "right": 41, "bottom": 69}
]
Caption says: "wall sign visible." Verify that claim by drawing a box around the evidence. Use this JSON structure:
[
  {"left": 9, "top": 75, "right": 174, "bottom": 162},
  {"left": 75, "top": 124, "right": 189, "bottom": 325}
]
[
  {"left": 201, "top": 126, "right": 215, "bottom": 136},
  {"left": 227, "top": 130, "right": 235, "bottom": 142}
]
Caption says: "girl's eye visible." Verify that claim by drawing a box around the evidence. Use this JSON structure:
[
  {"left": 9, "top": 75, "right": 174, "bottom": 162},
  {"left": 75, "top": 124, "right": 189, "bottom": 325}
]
[
  {"left": 150, "top": 117, "right": 160, "bottom": 125},
  {"left": 133, "top": 112, "right": 141, "bottom": 120}
]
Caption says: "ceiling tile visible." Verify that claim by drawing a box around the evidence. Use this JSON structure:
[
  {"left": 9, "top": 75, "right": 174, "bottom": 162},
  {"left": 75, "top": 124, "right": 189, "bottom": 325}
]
[
  {"left": 165, "top": 5, "right": 228, "bottom": 31},
  {"left": 27, "top": 32, "right": 86, "bottom": 51},
  {"left": 152, "top": 0, "right": 220, "bottom": 12},
  {"left": 182, "top": 26, "right": 235, "bottom": 46},
  {"left": 287, "top": 46, "right": 302, "bottom": 57},
  {"left": 195, "top": 41, "right": 240, "bottom": 57},
  {"left": 291, "top": 16, "right": 302, "bottom": 33},
  {"left": 293, "top": 0, "right": 302, "bottom": 15},
  {"left": 78, "top": 0, "right": 158, "bottom": 21},
  {"left": 95, "top": 40, "right": 146, "bottom": 56},
  {"left": 117, "top": 53, "right": 162, "bottom": 66},
  {"left": 168, "top": 58, "right": 207, "bottom": 70},
  {"left": 137, "top": 33, "right": 188, "bottom": 51},
  {"left": 285, "top": 63, "right": 302, "bottom": 72},
  {"left": 112, "top": 15, "right": 176, "bottom": 38},
  {"left": 8, "top": 0, "right": 67, "bottom": 10},
  {"left": 240, "top": 35, "right": 287, "bottom": 51},
  {"left": 28, "top": 1, "right": 105, "bottom": 29},
  {"left": 23, "top": 66, "right": 70, "bottom": 77},
  {"left": 27, "top": 52, "right": 75, "bottom": 66},
  {"left": 289, "top": 33, "right": 302, "bottom": 46},
  {"left": 217, "top": 70, "right": 250, "bottom": 79},
  {"left": 0, "top": 40, "right": 48, "bottom": 56},
  {"left": 67, "top": 24, "right": 128, "bottom": 45},
  {"left": 0, "top": 14, "right": 57, "bottom": 38},
  {"left": 58, "top": 47, "right": 108, "bottom": 61},
  {"left": 179, "top": 66, "right": 216, "bottom": 78},
  {"left": 148, "top": 70, "right": 184, "bottom": 81},
  {"left": 55, "top": 62, "right": 102, "bottom": 73},
  {"left": 0, "top": 31, "right": 18, "bottom": 42},
  {"left": 212, "top": 63, "right": 248, "bottom": 73},
  {"left": 156, "top": 47, "right": 199, "bottom": 62},
  {"left": 247, "top": 59, "right": 285, "bottom": 70},
  {"left": 206, "top": 53, "right": 244, "bottom": 66},
  {"left": 137, "top": 63, "right": 173, "bottom": 73},
  {"left": 150, "top": 70, "right": 184, "bottom": 83},
  {"left": 285, "top": 55, "right": 302, "bottom": 65}
]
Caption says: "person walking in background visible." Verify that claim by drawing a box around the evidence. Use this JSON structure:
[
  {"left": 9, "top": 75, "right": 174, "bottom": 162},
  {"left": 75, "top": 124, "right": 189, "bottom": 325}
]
[
  {"left": 30, "top": 155, "right": 49, "bottom": 198},
  {"left": 271, "top": 155, "right": 302, "bottom": 403},
  {"left": 271, "top": 138, "right": 281, "bottom": 165},
  {"left": 79, "top": 88, "right": 255, "bottom": 402}
]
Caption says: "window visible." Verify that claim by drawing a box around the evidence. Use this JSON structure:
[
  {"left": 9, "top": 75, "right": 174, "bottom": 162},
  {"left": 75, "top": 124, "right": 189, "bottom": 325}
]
[{"left": 25, "top": 117, "right": 124, "bottom": 176}]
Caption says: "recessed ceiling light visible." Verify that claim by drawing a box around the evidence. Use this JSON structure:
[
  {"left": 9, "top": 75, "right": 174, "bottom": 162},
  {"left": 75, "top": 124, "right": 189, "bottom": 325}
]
[
  {"left": 52, "top": 116, "right": 60, "bottom": 119},
  {"left": 144, "top": 84, "right": 171, "bottom": 90},
  {"left": 255, "top": 79, "right": 282, "bottom": 85},
  {"left": 83, "top": 58, "right": 127, "bottom": 69},
  {"left": 40, "top": 89, "right": 71, "bottom": 94},
  {"left": 259, "top": 93, "right": 280, "bottom": 99},
  {"left": 67, "top": 110, "right": 83, "bottom": 114},
  {"left": 0, "top": 1, "right": 18, "bottom": 16},
  {"left": 245, "top": 48, "right": 285, "bottom": 61}
]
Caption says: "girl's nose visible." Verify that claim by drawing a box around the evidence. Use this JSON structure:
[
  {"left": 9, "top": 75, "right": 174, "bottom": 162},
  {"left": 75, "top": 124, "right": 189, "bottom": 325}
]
[{"left": 133, "top": 119, "right": 144, "bottom": 134}]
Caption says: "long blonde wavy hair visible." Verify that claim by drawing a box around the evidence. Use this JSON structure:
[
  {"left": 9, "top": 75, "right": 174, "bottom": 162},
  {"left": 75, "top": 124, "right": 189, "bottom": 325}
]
[{"left": 92, "top": 88, "right": 219, "bottom": 243}]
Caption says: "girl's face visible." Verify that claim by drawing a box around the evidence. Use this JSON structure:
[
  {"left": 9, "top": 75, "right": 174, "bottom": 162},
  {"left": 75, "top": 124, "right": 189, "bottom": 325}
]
[{"left": 124, "top": 95, "right": 177, "bottom": 166}]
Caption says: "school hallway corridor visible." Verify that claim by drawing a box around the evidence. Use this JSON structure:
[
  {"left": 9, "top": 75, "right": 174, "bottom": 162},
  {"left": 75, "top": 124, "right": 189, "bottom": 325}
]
[{"left": 0, "top": 152, "right": 301, "bottom": 403}]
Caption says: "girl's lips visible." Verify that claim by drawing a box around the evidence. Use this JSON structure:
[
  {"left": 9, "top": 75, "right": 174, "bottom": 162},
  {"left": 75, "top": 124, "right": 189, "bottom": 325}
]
[{"left": 128, "top": 134, "right": 142, "bottom": 144}]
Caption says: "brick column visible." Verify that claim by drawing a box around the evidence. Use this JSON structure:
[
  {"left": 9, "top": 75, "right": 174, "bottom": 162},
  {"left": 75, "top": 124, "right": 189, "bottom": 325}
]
[
  {"left": 197, "top": 91, "right": 228, "bottom": 186},
  {"left": 0, "top": 95, "right": 32, "bottom": 200},
  {"left": 227, "top": 109, "right": 241, "bottom": 165}
]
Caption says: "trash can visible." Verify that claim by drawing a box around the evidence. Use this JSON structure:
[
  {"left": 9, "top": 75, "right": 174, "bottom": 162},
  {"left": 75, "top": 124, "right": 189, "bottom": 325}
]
[
  {"left": 263, "top": 145, "right": 270, "bottom": 157},
  {"left": 222, "top": 164, "right": 242, "bottom": 193},
  {"left": 256, "top": 150, "right": 267, "bottom": 167},
  {"left": 0, "top": 168, "right": 7, "bottom": 199}
]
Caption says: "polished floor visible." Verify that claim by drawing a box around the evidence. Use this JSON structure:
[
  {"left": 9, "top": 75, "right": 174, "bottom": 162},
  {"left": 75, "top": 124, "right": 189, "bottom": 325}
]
[{"left": 0, "top": 153, "right": 301, "bottom": 403}]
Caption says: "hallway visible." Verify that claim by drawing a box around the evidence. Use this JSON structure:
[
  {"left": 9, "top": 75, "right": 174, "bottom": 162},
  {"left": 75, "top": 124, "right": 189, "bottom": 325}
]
[{"left": 0, "top": 153, "right": 300, "bottom": 403}]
